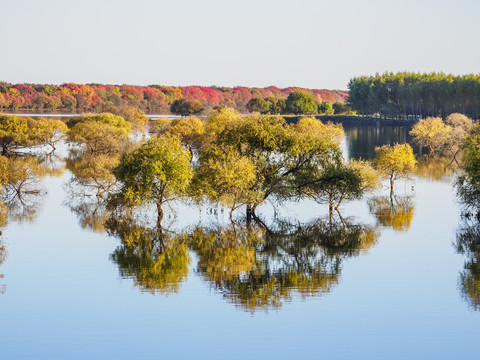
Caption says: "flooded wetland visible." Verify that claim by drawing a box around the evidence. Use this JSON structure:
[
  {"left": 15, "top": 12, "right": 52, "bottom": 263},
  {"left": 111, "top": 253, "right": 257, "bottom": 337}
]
[{"left": 0, "top": 122, "right": 479, "bottom": 359}]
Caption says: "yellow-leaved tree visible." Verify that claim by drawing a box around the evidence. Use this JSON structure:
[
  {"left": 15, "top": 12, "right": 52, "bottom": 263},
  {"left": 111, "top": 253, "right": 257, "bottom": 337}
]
[{"left": 374, "top": 143, "right": 416, "bottom": 198}]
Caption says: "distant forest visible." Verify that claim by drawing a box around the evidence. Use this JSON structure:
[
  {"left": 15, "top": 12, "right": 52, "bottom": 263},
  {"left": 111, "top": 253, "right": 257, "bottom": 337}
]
[
  {"left": 0, "top": 83, "right": 348, "bottom": 114},
  {"left": 348, "top": 72, "right": 480, "bottom": 119}
]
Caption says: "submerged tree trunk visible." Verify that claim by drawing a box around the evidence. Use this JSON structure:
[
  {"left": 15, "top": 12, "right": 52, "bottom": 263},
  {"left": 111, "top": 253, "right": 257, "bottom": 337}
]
[
  {"left": 329, "top": 197, "right": 334, "bottom": 227},
  {"left": 156, "top": 202, "right": 164, "bottom": 228},
  {"left": 246, "top": 204, "right": 252, "bottom": 223},
  {"left": 389, "top": 175, "right": 395, "bottom": 204}
]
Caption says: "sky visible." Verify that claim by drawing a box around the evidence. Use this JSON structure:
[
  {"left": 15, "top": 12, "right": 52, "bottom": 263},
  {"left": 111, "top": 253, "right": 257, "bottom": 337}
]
[{"left": 1, "top": 0, "right": 479, "bottom": 90}]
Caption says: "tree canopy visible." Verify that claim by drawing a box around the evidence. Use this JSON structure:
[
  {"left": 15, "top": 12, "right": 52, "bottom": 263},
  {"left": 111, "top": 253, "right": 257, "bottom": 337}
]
[
  {"left": 170, "top": 98, "right": 203, "bottom": 116},
  {"left": 285, "top": 90, "right": 317, "bottom": 115},
  {"left": 348, "top": 72, "right": 480, "bottom": 119},
  {"left": 0, "top": 115, "right": 30, "bottom": 155},
  {"left": 374, "top": 143, "right": 416, "bottom": 197},
  {"left": 112, "top": 135, "right": 193, "bottom": 225},
  {"left": 67, "top": 113, "right": 132, "bottom": 154}
]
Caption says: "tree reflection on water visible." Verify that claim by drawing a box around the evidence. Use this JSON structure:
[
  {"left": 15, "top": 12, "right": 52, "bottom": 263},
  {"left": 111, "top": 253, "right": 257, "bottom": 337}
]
[
  {"left": 455, "top": 217, "right": 480, "bottom": 311},
  {"left": 190, "top": 217, "right": 379, "bottom": 312},
  {"left": 368, "top": 195, "right": 415, "bottom": 232},
  {"left": 106, "top": 216, "right": 190, "bottom": 296},
  {"left": 0, "top": 235, "right": 6, "bottom": 294},
  {"left": 102, "top": 210, "right": 380, "bottom": 312}
]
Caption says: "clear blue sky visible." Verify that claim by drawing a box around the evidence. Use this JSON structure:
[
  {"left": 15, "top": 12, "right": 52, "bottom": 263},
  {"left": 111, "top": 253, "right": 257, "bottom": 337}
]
[{"left": 1, "top": 0, "right": 479, "bottom": 89}]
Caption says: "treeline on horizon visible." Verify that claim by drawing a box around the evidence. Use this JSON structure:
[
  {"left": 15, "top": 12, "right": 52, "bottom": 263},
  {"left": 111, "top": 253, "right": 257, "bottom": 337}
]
[
  {"left": 0, "top": 82, "right": 348, "bottom": 114},
  {"left": 348, "top": 72, "right": 480, "bottom": 120}
]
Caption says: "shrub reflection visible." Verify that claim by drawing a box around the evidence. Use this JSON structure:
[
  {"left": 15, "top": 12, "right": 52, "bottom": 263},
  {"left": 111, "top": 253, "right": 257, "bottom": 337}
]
[
  {"left": 455, "top": 218, "right": 480, "bottom": 311},
  {"left": 106, "top": 216, "right": 190, "bottom": 295},
  {"left": 368, "top": 195, "right": 415, "bottom": 232}
]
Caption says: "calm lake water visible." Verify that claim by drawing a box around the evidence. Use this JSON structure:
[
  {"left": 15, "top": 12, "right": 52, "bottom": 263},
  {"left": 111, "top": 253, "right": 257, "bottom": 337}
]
[{"left": 1, "top": 123, "right": 479, "bottom": 359}]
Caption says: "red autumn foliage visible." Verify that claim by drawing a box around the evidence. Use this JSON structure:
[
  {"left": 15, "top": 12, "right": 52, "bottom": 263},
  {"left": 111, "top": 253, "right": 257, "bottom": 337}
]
[{"left": 0, "top": 82, "right": 348, "bottom": 114}]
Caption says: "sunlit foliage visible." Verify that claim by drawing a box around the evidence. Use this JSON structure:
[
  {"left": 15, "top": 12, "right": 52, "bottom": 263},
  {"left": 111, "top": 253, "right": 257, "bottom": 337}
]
[
  {"left": 67, "top": 113, "right": 132, "bottom": 154},
  {"left": 0, "top": 155, "right": 43, "bottom": 198},
  {"left": 0, "top": 115, "right": 30, "bottom": 155},
  {"left": 192, "top": 145, "right": 261, "bottom": 218},
  {"left": 161, "top": 116, "right": 205, "bottom": 157},
  {"left": 409, "top": 117, "right": 452, "bottom": 155},
  {"left": 29, "top": 118, "right": 68, "bottom": 151},
  {"left": 374, "top": 143, "right": 416, "bottom": 196},
  {"left": 456, "top": 129, "right": 480, "bottom": 209},
  {"left": 444, "top": 113, "right": 478, "bottom": 159},
  {"left": 196, "top": 114, "right": 343, "bottom": 217},
  {"left": 112, "top": 135, "right": 193, "bottom": 225}
]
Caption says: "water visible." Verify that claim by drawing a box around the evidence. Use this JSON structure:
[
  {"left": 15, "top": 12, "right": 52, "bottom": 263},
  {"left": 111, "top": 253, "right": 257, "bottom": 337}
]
[{"left": 0, "top": 124, "right": 479, "bottom": 359}]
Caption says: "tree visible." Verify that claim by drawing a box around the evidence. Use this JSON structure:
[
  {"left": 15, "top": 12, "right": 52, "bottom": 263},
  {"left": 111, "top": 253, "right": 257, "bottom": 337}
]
[
  {"left": 294, "top": 159, "right": 380, "bottom": 223},
  {"left": 203, "top": 107, "right": 242, "bottom": 144},
  {"left": 103, "top": 104, "right": 149, "bottom": 133},
  {"left": 374, "top": 143, "right": 416, "bottom": 198},
  {"left": 170, "top": 98, "right": 203, "bottom": 116},
  {"left": 246, "top": 97, "right": 269, "bottom": 114},
  {"left": 112, "top": 135, "right": 193, "bottom": 226},
  {"left": 409, "top": 117, "right": 451, "bottom": 155},
  {"left": 29, "top": 118, "right": 68, "bottom": 151},
  {"left": 348, "top": 72, "right": 480, "bottom": 119},
  {"left": 444, "top": 113, "right": 478, "bottom": 160},
  {"left": 332, "top": 102, "right": 351, "bottom": 115},
  {"left": 0, "top": 115, "right": 30, "bottom": 155},
  {"left": 196, "top": 114, "right": 343, "bottom": 219},
  {"left": 162, "top": 116, "right": 205, "bottom": 157},
  {"left": 285, "top": 90, "right": 317, "bottom": 114},
  {"left": 192, "top": 145, "right": 261, "bottom": 220},
  {"left": 265, "top": 97, "right": 286, "bottom": 114},
  {"left": 67, "top": 113, "right": 132, "bottom": 154},
  {"left": 456, "top": 129, "right": 480, "bottom": 208},
  {"left": 67, "top": 154, "right": 120, "bottom": 201},
  {"left": 318, "top": 101, "right": 334, "bottom": 115},
  {"left": 0, "top": 156, "right": 43, "bottom": 204}
]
